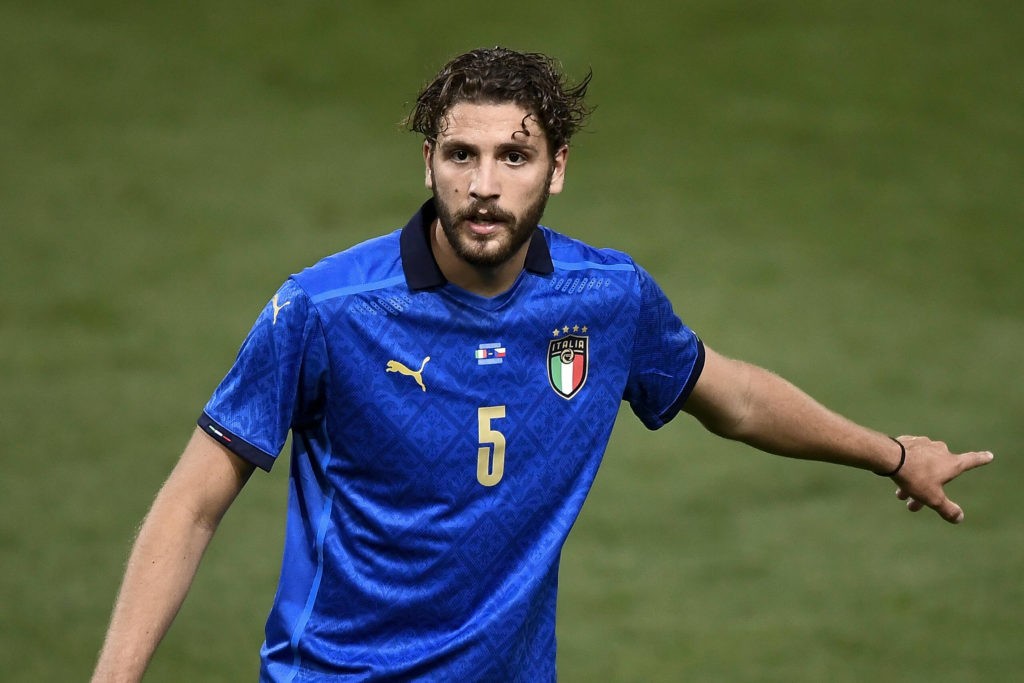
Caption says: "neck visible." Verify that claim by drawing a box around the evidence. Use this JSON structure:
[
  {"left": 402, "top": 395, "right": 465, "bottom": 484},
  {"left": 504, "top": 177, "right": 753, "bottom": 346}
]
[{"left": 429, "top": 219, "right": 530, "bottom": 298}]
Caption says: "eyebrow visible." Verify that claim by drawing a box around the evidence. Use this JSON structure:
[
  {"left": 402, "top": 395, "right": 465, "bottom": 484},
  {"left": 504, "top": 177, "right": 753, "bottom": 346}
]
[{"left": 436, "top": 138, "right": 542, "bottom": 155}]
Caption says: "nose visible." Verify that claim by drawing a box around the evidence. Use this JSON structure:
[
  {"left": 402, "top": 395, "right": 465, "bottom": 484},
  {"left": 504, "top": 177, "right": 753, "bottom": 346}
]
[{"left": 469, "top": 160, "right": 500, "bottom": 201}]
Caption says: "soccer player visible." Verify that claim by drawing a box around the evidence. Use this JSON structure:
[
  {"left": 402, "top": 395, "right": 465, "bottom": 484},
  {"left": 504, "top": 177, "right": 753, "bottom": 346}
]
[{"left": 92, "top": 47, "right": 993, "bottom": 681}]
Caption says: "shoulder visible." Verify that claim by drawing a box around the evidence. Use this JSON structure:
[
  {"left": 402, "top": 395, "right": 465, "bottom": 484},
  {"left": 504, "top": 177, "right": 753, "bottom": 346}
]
[
  {"left": 540, "top": 226, "right": 639, "bottom": 274},
  {"left": 540, "top": 227, "right": 670, "bottom": 308},
  {"left": 291, "top": 229, "right": 404, "bottom": 303}
]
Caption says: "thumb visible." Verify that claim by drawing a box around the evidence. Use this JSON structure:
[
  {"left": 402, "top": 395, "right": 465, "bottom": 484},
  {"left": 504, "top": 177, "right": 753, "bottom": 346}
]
[{"left": 933, "top": 497, "right": 965, "bottom": 525}]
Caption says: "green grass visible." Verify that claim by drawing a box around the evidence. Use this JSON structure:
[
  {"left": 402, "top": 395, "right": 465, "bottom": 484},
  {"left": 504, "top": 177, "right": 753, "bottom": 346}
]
[{"left": 1, "top": 1, "right": 1021, "bottom": 680}]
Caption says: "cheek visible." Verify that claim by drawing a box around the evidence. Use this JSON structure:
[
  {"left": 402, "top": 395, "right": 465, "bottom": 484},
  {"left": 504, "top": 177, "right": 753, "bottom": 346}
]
[{"left": 432, "top": 169, "right": 463, "bottom": 196}]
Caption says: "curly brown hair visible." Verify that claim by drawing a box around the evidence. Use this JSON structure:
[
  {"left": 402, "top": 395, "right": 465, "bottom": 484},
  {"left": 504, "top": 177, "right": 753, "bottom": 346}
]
[{"left": 407, "top": 47, "right": 592, "bottom": 154}]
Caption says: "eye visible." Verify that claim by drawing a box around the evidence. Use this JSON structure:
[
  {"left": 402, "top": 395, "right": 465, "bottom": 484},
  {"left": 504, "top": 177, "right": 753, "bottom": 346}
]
[
  {"left": 505, "top": 151, "right": 527, "bottom": 165},
  {"left": 451, "top": 149, "right": 471, "bottom": 162}
]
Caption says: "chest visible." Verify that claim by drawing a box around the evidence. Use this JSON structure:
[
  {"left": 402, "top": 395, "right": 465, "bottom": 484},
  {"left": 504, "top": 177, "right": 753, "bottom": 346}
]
[{"left": 314, "top": 282, "right": 638, "bottom": 495}]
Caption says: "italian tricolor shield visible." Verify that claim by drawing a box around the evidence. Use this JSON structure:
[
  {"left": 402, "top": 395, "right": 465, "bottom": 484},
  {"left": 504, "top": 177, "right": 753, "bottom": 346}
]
[{"left": 548, "top": 334, "right": 588, "bottom": 399}]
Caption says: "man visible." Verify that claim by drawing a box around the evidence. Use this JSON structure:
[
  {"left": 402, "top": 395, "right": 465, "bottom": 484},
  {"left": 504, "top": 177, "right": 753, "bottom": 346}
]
[{"left": 92, "top": 47, "right": 993, "bottom": 681}]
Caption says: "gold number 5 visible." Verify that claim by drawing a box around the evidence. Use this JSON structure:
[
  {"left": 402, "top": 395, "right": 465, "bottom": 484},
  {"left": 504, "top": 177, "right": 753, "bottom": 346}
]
[{"left": 477, "top": 406, "right": 507, "bottom": 486}]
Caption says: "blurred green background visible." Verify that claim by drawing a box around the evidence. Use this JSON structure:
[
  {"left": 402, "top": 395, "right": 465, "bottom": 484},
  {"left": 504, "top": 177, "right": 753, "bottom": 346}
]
[{"left": 2, "top": 1, "right": 1020, "bottom": 680}]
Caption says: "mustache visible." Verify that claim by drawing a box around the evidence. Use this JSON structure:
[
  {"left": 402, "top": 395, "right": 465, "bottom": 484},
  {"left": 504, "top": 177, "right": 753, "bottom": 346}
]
[{"left": 455, "top": 201, "right": 516, "bottom": 224}]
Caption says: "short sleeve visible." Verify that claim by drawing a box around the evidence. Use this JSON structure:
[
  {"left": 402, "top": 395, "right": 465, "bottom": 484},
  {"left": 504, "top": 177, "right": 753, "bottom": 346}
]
[
  {"left": 198, "top": 279, "right": 326, "bottom": 471},
  {"left": 623, "top": 266, "right": 705, "bottom": 430}
]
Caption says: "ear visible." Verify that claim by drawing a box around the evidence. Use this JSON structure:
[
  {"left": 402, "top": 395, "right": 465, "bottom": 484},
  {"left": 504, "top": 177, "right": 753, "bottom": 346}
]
[
  {"left": 547, "top": 145, "right": 569, "bottom": 195},
  {"left": 422, "top": 140, "right": 434, "bottom": 189}
]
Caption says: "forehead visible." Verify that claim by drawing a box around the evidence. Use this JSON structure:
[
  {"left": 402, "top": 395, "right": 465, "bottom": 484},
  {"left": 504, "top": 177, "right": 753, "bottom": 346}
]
[{"left": 437, "top": 101, "right": 546, "bottom": 149}]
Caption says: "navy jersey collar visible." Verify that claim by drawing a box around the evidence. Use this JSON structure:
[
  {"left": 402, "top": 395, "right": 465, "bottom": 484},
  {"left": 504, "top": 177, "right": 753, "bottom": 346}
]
[{"left": 400, "top": 199, "right": 554, "bottom": 291}]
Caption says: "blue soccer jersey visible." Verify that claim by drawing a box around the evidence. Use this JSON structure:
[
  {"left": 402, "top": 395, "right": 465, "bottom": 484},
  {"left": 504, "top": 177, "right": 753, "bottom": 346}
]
[{"left": 199, "top": 201, "right": 704, "bottom": 681}]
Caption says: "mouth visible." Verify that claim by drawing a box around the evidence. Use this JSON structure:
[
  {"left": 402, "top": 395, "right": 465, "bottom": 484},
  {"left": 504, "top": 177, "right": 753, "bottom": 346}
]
[
  {"left": 466, "top": 218, "right": 504, "bottom": 235},
  {"left": 461, "top": 207, "right": 510, "bottom": 236}
]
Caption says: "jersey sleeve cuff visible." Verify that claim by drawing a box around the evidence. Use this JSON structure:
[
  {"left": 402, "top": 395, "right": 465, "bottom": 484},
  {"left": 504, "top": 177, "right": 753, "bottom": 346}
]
[
  {"left": 654, "top": 338, "right": 706, "bottom": 429},
  {"left": 197, "top": 412, "right": 276, "bottom": 472}
]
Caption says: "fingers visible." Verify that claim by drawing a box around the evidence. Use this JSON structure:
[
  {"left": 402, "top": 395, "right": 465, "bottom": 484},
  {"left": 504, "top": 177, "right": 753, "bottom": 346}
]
[
  {"left": 891, "top": 440, "right": 994, "bottom": 524},
  {"left": 935, "top": 450, "right": 993, "bottom": 524},
  {"left": 895, "top": 488, "right": 962, "bottom": 523},
  {"left": 956, "top": 450, "right": 995, "bottom": 474},
  {"left": 895, "top": 488, "right": 923, "bottom": 511}
]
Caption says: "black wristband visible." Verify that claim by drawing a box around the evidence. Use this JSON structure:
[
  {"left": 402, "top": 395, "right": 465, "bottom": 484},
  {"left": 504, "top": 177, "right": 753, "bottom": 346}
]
[{"left": 876, "top": 437, "right": 907, "bottom": 477}]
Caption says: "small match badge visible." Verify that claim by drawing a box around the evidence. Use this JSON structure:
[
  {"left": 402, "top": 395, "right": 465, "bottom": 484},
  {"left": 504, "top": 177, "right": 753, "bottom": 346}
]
[{"left": 475, "top": 342, "right": 506, "bottom": 365}]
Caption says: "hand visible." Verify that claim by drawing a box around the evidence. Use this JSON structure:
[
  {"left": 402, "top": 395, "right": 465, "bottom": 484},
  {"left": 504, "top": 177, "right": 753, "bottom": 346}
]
[{"left": 892, "top": 435, "right": 994, "bottom": 524}]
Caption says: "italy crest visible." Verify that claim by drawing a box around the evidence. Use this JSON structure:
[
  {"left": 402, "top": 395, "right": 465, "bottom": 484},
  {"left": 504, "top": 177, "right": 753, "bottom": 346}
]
[{"left": 548, "top": 328, "right": 588, "bottom": 399}]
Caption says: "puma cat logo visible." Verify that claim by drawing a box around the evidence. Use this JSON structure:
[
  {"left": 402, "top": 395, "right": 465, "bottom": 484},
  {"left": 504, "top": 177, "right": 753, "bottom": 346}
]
[
  {"left": 271, "top": 294, "right": 291, "bottom": 325},
  {"left": 386, "top": 356, "right": 430, "bottom": 392}
]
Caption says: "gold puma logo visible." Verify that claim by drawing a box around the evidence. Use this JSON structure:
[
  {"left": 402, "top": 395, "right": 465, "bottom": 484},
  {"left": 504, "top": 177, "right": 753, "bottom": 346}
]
[
  {"left": 271, "top": 294, "right": 291, "bottom": 325},
  {"left": 386, "top": 356, "right": 430, "bottom": 392}
]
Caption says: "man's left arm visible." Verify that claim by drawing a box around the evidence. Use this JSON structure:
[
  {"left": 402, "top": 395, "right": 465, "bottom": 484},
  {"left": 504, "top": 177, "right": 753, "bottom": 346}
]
[{"left": 682, "top": 345, "right": 994, "bottom": 524}]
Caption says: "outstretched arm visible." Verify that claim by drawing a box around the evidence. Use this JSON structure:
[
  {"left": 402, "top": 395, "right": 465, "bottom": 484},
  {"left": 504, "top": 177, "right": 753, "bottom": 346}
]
[
  {"left": 683, "top": 346, "right": 993, "bottom": 524},
  {"left": 92, "top": 428, "right": 256, "bottom": 682}
]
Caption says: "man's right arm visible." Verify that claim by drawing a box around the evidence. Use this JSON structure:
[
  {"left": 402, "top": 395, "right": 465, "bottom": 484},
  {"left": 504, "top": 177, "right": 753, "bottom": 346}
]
[{"left": 91, "top": 427, "right": 256, "bottom": 682}]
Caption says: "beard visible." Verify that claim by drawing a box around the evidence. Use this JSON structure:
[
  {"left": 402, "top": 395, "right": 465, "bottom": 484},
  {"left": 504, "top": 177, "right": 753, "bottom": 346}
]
[{"left": 431, "top": 179, "right": 551, "bottom": 269}]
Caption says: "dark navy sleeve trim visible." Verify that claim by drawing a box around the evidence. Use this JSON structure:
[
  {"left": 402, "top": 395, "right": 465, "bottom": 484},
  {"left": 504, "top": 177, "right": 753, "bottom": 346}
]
[
  {"left": 197, "top": 412, "right": 276, "bottom": 472},
  {"left": 657, "top": 338, "right": 707, "bottom": 427}
]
